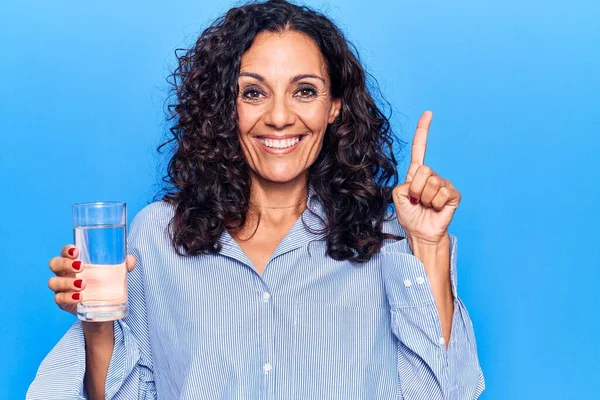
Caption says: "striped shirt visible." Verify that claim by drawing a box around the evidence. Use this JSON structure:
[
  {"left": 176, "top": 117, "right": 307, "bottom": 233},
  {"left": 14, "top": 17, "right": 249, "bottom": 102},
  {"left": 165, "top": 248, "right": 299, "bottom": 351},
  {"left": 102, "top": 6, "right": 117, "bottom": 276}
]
[{"left": 27, "top": 189, "right": 485, "bottom": 399}]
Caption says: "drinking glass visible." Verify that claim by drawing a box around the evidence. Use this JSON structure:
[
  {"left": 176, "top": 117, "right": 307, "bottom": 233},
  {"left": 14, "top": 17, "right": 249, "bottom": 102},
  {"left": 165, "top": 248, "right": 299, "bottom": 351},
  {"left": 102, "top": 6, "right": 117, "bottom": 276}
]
[{"left": 72, "top": 201, "right": 128, "bottom": 321}]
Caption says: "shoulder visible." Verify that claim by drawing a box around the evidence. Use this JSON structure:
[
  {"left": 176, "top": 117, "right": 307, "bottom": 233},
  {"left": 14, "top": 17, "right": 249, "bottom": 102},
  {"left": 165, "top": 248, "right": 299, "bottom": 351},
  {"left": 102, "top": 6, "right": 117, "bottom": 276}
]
[{"left": 129, "top": 201, "right": 175, "bottom": 242}]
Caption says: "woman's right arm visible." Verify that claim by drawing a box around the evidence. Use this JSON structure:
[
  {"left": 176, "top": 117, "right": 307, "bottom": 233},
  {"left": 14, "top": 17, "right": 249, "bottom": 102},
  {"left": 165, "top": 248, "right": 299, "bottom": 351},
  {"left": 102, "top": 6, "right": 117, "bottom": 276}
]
[{"left": 27, "top": 218, "right": 156, "bottom": 399}]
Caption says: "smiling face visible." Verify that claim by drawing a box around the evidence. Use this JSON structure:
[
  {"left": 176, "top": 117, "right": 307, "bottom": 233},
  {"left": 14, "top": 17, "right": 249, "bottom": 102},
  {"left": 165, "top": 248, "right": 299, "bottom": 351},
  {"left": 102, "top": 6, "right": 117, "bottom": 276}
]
[{"left": 236, "top": 30, "right": 341, "bottom": 186}]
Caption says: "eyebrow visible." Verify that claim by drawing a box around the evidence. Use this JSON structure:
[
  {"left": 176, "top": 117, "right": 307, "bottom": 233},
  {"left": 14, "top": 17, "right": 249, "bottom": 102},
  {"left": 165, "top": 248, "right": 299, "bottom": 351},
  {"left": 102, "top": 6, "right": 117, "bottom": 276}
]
[{"left": 238, "top": 72, "right": 325, "bottom": 84}]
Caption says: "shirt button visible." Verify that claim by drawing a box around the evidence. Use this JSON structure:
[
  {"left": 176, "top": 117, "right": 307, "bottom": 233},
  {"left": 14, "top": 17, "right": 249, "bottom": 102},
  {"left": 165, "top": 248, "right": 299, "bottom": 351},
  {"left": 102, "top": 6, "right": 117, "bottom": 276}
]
[
  {"left": 262, "top": 292, "right": 271, "bottom": 302},
  {"left": 438, "top": 337, "right": 445, "bottom": 346},
  {"left": 416, "top": 276, "right": 425, "bottom": 285},
  {"left": 263, "top": 363, "right": 272, "bottom": 374},
  {"left": 403, "top": 279, "right": 412, "bottom": 288}
]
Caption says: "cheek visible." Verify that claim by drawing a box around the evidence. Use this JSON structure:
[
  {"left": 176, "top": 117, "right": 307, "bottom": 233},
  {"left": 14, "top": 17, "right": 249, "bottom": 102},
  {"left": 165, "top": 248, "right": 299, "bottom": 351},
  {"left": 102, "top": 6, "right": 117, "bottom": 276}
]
[
  {"left": 236, "top": 105, "right": 252, "bottom": 135},
  {"left": 236, "top": 102, "right": 265, "bottom": 136},
  {"left": 295, "top": 102, "right": 331, "bottom": 134}
]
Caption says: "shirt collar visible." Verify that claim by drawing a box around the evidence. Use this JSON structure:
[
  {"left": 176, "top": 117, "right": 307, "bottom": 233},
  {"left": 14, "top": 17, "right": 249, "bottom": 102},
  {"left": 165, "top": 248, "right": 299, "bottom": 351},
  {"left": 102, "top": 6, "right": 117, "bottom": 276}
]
[{"left": 307, "top": 182, "right": 326, "bottom": 220}]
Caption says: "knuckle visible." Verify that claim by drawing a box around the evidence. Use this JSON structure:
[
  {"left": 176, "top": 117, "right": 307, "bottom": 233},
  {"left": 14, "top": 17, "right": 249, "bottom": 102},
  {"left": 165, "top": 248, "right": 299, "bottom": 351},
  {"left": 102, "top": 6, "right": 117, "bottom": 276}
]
[
  {"left": 429, "top": 176, "right": 441, "bottom": 187},
  {"left": 409, "top": 187, "right": 421, "bottom": 197}
]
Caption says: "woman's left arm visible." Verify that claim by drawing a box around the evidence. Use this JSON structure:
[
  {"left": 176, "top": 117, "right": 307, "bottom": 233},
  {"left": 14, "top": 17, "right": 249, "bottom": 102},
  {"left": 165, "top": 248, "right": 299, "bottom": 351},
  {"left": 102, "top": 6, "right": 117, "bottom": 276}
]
[
  {"left": 383, "top": 111, "right": 485, "bottom": 398},
  {"left": 381, "top": 232, "right": 484, "bottom": 399},
  {"left": 407, "top": 235, "right": 454, "bottom": 344}
]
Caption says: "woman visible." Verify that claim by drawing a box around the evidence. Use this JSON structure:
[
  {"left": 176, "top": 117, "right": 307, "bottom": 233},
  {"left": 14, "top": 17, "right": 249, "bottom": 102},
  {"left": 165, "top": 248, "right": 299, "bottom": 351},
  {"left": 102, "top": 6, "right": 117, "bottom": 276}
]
[{"left": 28, "top": 0, "right": 484, "bottom": 398}]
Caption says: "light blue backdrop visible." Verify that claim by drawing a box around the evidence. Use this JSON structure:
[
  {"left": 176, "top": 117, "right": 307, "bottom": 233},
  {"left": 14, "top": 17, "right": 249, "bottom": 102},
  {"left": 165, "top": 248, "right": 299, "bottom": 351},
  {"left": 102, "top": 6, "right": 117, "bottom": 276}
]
[{"left": 1, "top": 0, "right": 598, "bottom": 398}]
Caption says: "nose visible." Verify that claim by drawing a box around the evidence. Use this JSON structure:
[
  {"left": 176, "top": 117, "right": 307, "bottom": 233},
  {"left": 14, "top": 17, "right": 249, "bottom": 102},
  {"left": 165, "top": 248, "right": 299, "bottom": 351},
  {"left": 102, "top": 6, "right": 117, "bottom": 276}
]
[{"left": 263, "top": 94, "right": 295, "bottom": 129}]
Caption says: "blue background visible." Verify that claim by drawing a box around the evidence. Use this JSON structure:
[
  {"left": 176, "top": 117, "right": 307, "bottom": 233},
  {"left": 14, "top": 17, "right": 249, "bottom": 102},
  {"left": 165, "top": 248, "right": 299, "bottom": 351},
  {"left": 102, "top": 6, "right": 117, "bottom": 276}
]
[{"left": 1, "top": 0, "right": 598, "bottom": 398}]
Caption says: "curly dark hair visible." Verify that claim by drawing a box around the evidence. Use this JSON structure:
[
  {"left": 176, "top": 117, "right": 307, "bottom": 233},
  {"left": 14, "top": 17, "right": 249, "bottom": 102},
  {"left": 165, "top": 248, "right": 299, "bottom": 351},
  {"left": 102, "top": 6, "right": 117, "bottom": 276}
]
[{"left": 156, "top": 0, "right": 403, "bottom": 262}]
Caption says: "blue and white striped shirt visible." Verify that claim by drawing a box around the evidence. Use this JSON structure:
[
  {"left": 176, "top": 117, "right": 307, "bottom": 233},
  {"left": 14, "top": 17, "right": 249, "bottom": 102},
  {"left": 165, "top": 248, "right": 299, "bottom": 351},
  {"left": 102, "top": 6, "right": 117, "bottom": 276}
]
[{"left": 27, "top": 190, "right": 484, "bottom": 399}]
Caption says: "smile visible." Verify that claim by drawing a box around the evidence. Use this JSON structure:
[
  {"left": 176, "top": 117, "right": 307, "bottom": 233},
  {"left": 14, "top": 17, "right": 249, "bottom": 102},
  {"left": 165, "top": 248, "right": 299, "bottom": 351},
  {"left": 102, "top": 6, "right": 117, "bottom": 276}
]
[{"left": 255, "top": 135, "right": 306, "bottom": 151}]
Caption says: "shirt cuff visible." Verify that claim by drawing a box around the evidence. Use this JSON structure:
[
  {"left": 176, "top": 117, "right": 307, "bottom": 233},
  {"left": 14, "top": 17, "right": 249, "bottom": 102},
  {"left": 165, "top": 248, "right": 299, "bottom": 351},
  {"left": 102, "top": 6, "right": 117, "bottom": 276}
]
[{"left": 381, "top": 234, "right": 458, "bottom": 308}]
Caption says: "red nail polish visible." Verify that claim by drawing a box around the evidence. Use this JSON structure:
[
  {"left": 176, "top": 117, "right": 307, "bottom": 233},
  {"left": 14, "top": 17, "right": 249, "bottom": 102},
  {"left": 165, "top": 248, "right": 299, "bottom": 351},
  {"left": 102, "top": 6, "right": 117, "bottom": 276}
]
[
  {"left": 68, "top": 248, "right": 75, "bottom": 256},
  {"left": 410, "top": 196, "right": 419, "bottom": 204},
  {"left": 72, "top": 261, "right": 82, "bottom": 271},
  {"left": 72, "top": 293, "right": 80, "bottom": 300},
  {"left": 74, "top": 279, "right": 82, "bottom": 289}
]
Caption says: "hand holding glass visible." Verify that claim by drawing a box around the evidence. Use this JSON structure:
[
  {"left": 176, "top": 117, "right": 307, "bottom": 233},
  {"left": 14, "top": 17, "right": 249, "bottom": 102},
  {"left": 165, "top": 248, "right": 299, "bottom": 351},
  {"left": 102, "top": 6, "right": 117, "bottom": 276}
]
[{"left": 72, "top": 202, "right": 128, "bottom": 321}]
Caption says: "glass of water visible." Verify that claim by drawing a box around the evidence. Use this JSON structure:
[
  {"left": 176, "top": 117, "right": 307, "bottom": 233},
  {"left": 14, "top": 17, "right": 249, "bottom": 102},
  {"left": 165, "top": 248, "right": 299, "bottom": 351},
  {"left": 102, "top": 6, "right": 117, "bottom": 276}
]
[{"left": 72, "top": 201, "right": 128, "bottom": 322}]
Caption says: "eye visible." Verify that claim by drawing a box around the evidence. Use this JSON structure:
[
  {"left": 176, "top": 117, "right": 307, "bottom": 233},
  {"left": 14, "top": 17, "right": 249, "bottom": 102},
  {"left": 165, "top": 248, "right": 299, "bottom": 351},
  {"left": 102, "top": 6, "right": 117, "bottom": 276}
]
[
  {"left": 295, "top": 85, "right": 318, "bottom": 99},
  {"left": 241, "top": 87, "right": 265, "bottom": 101}
]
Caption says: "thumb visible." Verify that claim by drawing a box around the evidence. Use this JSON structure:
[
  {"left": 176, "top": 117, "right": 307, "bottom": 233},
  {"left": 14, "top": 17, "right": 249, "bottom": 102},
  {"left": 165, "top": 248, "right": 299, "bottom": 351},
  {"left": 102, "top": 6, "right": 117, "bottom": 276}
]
[
  {"left": 126, "top": 255, "right": 137, "bottom": 272},
  {"left": 392, "top": 182, "right": 412, "bottom": 206}
]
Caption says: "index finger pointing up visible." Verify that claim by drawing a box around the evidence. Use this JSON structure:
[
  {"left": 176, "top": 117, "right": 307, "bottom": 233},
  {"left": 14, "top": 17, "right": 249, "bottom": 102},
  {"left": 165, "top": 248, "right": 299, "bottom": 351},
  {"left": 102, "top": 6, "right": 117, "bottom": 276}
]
[{"left": 410, "top": 111, "right": 433, "bottom": 167}]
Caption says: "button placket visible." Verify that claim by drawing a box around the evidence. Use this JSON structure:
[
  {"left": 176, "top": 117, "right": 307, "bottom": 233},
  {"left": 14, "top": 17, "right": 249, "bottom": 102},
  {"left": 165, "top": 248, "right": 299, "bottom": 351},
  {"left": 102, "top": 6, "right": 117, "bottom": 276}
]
[{"left": 258, "top": 283, "right": 275, "bottom": 398}]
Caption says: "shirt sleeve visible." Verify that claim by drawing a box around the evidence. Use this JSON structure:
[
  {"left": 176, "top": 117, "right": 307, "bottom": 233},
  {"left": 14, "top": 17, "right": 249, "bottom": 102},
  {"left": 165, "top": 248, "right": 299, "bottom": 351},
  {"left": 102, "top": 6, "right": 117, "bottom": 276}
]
[
  {"left": 380, "top": 234, "right": 485, "bottom": 400},
  {"left": 26, "top": 221, "right": 156, "bottom": 399}
]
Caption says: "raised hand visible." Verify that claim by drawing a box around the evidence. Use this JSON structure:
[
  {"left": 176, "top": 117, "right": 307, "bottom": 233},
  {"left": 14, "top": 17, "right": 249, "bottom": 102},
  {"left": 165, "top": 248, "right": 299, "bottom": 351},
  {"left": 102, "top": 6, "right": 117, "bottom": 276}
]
[{"left": 392, "top": 111, "right": 461, "bottom": 245}]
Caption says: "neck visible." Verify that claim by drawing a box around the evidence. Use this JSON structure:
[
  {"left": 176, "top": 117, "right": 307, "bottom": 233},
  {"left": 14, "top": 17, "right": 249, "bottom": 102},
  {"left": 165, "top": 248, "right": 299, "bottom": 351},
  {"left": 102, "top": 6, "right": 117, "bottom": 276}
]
[
  {"left": 232, "top": 174, "right": 308, "bottom": 240},
  {"left": 249, "top": 173, "right": 308, "bottom": 209},
  {"left": 246, "top": 173, "right": 308, "bottom": 223}
]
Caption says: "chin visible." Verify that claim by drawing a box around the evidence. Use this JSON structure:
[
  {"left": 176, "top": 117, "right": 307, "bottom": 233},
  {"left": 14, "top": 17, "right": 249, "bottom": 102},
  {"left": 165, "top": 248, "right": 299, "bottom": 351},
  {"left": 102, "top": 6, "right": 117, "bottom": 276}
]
[
  {"left": 262, "top": 173, "right": 300, "bottom": 184},
  {"left": 257, "top": 167, "right": 305, "bottom": 184}
]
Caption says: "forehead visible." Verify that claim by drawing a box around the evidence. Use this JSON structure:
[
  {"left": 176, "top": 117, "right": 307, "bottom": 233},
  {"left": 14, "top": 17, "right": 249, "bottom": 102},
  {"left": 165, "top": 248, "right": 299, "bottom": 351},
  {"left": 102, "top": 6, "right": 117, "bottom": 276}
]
[{"left": 239, "top": 30, "right": 328, "bottom": 79}]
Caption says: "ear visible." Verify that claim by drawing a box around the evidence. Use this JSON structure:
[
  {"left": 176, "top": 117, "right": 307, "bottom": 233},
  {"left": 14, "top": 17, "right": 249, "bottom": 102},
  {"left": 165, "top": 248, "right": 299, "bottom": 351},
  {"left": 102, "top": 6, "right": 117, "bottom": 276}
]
[{"left": 328, "top": 98, "right": 342, "bottom": 124}]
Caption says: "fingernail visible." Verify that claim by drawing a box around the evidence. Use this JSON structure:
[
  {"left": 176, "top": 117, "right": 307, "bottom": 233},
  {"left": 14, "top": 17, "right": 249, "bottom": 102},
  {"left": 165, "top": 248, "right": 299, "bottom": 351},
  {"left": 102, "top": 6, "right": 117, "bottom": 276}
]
[
  {"left": 74, "top": 279, "right": 82, "bottom": 289},
  {"left": 410, "top": 196, "right": 419, "bottom": 204},
  {"left": 72, "top": 261, "right": 82, "bottom": 271},
  {"left": 68, "top": 248, "right": 75, "bottom": 256},
  {"left": 72, "top": 293, "right": 80, "bottom": 300}
]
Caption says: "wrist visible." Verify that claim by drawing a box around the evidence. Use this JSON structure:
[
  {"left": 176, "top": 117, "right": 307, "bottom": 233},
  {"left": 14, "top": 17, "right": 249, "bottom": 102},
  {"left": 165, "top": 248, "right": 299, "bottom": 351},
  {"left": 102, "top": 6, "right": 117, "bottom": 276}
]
[
  {"left": 406, "top": 233, "right": 452, "bottom": 288},
  {"left": 82, "top": 321, "right": 115, "bottom": 348},
  {"left": 406, "top": 232, "right": 450, "bottom": 250},
  {"left": 406, "top": 233, "right": 450, "bottom": 268}
]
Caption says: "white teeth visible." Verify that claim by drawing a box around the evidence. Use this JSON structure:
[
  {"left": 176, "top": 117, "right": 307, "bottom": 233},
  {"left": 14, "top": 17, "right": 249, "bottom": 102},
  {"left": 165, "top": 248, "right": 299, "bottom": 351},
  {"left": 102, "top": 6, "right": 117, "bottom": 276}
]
[{"left": 258, "top": 136, "right": 301, "bottom": 149}]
